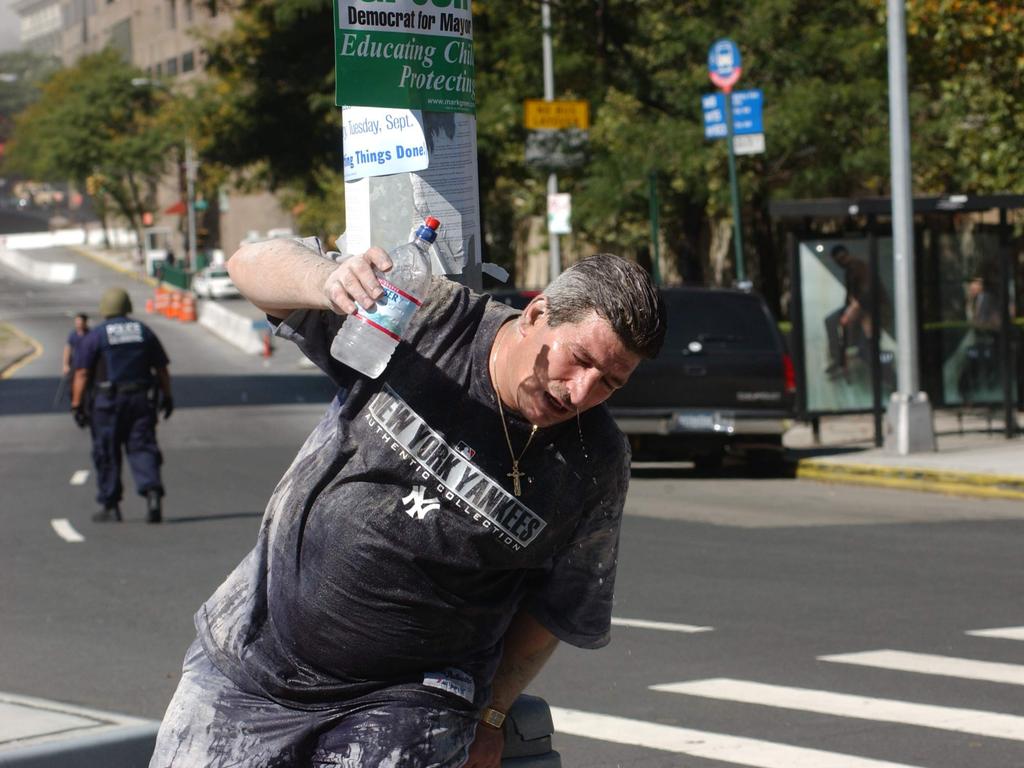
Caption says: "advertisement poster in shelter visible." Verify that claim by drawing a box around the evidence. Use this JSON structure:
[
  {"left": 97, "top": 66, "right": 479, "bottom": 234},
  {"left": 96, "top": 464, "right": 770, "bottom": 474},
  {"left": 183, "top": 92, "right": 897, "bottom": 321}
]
[{"left": 799, "top": 238, "right": 898, "bottom": 412}]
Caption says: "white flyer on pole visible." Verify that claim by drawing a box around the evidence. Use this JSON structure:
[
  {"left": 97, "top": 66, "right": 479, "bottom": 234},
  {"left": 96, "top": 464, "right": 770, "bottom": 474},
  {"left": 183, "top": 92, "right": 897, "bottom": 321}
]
[
  {"left": 547, "top": 193, "right": 572, "bottom": 234},
  {"left": 342, "top": 105, "right": 430, "bottom": 181}
]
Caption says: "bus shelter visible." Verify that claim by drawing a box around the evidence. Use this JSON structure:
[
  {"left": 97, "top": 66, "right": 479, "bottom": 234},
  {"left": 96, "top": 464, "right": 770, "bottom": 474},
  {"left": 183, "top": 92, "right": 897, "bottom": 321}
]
[{"left": 770, "top": 195, "right": 1023, "bottom": 444}]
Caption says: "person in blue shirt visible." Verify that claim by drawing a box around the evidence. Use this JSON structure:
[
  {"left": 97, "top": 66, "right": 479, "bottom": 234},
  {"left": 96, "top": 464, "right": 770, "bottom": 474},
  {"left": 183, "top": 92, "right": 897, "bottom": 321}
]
[
  {"left": 71, "top": 287, "right": 174, "bottom": 523},
  {"left": 61, "top": 313, "right": 90, "bottom": 377}
]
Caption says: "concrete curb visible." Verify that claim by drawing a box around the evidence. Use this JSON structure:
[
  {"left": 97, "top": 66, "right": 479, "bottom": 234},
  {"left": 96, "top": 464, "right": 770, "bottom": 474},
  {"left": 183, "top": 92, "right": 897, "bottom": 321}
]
[
  {"left": 797, "top": 458, "right": 1024, "bottom": 501},
  {"left": 0, "top": 324, "right": 43, "bottom": 379},
  {"left": 66, "top": 245, "right": 157, "bottom": 288},
  {"left": 0, "top": 724, "right": 158, "bottom": 768},
  {"left": 0, "top": 692, "right": 158, "bottom": 768}
]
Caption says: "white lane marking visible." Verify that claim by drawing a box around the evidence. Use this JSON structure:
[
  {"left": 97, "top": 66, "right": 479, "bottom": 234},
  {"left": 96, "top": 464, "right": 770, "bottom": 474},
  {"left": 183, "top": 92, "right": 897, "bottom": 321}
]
[
  {"left": 652, "top": 678, "right": 1024, "bottom": 742},
  {"left": 968, "top": 626, "right": 1024, "bottom": 642},
  {"left": 70, "top": 470, "right": 89, "bottom": 485},
  {"left": 820, "top": 649, "right": 1024, "bottom": 686},
  {"left": 51, "top": 519, "right": 85, "bottom": 543},
  {"left": 611, "top": 617, "right": 713, "bottom": 633},
  {"left": 550, "top": 707, "right": 924, "bottom": 768}
]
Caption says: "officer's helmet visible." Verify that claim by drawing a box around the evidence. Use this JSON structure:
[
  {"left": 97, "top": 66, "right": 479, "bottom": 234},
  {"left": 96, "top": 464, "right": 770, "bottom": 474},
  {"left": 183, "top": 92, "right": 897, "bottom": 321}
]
[{"left": 99, "top": 287, "right": 133, "bottom": 318}]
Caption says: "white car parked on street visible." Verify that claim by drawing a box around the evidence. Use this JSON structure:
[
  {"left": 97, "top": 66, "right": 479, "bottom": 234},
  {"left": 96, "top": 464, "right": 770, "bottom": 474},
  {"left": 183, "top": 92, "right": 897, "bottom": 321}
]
[{"left": 192, "top": 266, "right": 240, "bottom": 300}]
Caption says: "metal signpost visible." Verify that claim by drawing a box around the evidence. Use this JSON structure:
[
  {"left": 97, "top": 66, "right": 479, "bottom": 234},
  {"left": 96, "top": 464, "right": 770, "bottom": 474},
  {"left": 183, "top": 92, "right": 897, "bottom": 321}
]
[
  {"left": 707, "top": 38, "right": 746, "bottom": 284},
  {"left": 884, "top": 0, "right": 935, "bottom": 453},
  {"left": 541, "top": 0, "right": 560, "bottom": 281}
]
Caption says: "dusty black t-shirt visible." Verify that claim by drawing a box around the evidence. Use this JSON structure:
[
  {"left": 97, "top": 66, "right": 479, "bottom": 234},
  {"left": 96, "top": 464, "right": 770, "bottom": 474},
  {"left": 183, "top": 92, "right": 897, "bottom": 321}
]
[{"left": 196, "top": 255, "right": 629, "bottom": 710}]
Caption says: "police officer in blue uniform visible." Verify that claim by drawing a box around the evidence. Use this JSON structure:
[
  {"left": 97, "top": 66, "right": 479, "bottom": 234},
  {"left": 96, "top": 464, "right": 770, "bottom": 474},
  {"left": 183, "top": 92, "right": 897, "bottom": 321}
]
[{"left": 71, "top": 287, "right": 173, "bottom": 523}]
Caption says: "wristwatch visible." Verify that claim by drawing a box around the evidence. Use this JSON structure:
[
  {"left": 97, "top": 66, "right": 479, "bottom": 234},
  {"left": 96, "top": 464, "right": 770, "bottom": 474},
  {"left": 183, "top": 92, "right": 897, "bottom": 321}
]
[{"left": 480, "top": 706, "right": 506, "bottom": 730}]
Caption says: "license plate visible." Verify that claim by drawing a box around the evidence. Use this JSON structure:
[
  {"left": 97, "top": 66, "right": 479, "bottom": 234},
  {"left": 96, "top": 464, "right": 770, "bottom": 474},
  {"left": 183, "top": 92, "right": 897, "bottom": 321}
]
[
  {"left": 675, "top": 412, "right": 715, "bottom": 431},
  {"left": 674, "top": 411, "right": 735, "bottom": 433}
]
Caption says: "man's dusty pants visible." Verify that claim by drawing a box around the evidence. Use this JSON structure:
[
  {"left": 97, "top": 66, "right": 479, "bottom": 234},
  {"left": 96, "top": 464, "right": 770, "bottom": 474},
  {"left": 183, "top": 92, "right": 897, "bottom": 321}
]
[{"left": 150, "top": 639, "right": 478, "bottom": 768}]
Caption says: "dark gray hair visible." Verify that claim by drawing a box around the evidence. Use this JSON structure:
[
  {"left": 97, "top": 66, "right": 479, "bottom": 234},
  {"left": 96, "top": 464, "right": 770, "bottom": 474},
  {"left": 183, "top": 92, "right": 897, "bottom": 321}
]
[{"left": 543, "top": 253, "right": 666, "bottom": 359}]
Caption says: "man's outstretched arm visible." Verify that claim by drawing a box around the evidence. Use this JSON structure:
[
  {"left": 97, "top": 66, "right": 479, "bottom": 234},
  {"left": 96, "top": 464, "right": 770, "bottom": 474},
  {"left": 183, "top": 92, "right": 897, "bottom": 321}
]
[
  {"left": 227, "top": 240, "right": 393, "bottom": 319},
  {"left": 464, "top": 610, "right": 559, "bottom": 768}
]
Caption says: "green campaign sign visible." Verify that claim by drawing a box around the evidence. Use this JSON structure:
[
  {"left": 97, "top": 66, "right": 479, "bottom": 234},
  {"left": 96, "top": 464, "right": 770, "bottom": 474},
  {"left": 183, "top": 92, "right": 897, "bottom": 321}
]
[{"left": 334, "top": 0, "right": 475, "bottom": 115}]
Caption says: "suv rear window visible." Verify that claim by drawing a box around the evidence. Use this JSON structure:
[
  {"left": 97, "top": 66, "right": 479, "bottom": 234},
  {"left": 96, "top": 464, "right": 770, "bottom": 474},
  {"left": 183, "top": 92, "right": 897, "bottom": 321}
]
[{"left": 662, "top": 291, "right": 778, "bottom": 353}]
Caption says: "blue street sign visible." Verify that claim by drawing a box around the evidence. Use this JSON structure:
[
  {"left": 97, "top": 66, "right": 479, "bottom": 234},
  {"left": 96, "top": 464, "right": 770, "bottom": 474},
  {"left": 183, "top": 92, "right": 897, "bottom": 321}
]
[
  {"left": 702, "top": 89, "right": 763, "bottom": 139},
  {"left": 708, "top": 39, "right": 741, "bottom": 78},
  {"left": 708, "top": 38, "right": 742, "bottom": 90}
]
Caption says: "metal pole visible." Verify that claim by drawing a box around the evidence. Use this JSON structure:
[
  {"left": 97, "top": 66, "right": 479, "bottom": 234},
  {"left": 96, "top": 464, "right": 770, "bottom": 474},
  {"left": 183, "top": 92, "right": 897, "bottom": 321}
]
[
  {"left": 542, "top": 0, "right": 560, "bottom": 281},
  {"left": 998, "top": 207, "right": 1016, "bottom": 438},
  {"left": 869, "top": 216, "right": 884, "bottom": 447},
  {"left": 185, "top": 139, "right": 198, "bottom": 270},
  {"left": 724, "top": 91, "right": 745, "bottom": 284},
  {"left": 884, "top": 0, "right": 935, "bottom": 454}
]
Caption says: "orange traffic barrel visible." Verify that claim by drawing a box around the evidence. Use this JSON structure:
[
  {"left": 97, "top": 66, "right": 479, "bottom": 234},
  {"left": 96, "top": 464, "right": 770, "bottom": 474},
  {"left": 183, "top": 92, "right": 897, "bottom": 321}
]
[
  {"left": 179, "top": 293, "right": 197, "bottom": 323},
  {"left": 154, "top": 287, "right": 169, "bottom": 316},
  {"left": 168, "top": 291, "right": 182, "bottom": 320},
  {"left": 145, "top": 297, "right": 154, "bottom": 314}
]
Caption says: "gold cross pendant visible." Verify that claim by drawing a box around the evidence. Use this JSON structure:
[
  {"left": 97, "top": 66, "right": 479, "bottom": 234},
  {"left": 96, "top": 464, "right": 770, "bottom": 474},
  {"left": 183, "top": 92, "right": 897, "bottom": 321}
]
[{"left": 508, "top": 461, "right": 526, "bottom": 496}]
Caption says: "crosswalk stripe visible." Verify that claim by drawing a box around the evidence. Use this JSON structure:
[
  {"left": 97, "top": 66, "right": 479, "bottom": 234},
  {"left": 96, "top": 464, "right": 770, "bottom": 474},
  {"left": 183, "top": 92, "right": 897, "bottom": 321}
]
[
  {"left": 968, "top": 626, "right": 1024, "bottom": 642},
  {"left": 50, "top": 519, "right": 84, "bottom": 543},
  {"left": 820, "top": 649, "right": 1024, "bottom": 686},
  {"left": 610, "top": 617, "right": 713, "bottom": 633},
  {"left": 652, "top": 679, "right": 1024, "bottom": 741},
  {"left": 550, "top": 707, "right": 925, "bottom": 768}
]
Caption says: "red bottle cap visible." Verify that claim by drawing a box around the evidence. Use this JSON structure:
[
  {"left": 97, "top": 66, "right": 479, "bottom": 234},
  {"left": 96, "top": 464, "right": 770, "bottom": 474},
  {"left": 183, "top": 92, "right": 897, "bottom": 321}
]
[{"left": 424, "top": 216, "right": 440, "bottom": 230}]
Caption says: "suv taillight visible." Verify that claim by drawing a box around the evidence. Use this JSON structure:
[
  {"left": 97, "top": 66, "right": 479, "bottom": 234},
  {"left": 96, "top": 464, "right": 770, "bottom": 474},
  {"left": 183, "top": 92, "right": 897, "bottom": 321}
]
[{"left": 782, "top": 353, "right": 796, "bottom": 394}]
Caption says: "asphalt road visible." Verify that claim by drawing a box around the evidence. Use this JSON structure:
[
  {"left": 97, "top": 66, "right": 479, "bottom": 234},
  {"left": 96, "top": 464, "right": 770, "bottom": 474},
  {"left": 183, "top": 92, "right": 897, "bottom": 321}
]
[{"left": 2, "top": 244, "right": 1024, "bottom": 767}]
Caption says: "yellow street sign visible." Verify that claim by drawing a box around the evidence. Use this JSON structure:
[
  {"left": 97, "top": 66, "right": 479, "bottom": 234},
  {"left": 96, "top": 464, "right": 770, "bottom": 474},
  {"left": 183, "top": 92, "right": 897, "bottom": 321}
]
[{"left": 524, "top": 99, "right": 590, "bottom": 131}]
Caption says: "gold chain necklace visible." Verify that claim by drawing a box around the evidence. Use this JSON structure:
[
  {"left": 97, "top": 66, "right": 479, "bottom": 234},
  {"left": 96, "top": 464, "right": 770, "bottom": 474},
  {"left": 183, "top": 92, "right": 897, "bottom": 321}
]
[{"left": 495, "top": 389, "right": 538, "bottom": 497}]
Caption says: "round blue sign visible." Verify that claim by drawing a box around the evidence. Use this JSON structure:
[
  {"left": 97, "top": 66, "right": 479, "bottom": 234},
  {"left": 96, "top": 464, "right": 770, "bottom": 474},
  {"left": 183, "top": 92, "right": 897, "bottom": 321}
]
[{"left": 708, "top": 38, "right": 741, "bottom": 77}]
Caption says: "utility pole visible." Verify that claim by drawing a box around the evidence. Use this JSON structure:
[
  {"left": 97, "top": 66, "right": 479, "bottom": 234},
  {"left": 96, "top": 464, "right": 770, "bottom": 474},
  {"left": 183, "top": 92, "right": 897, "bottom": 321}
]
[
  {"left": 542, "top": 0, "right": 560, "bottom": 281},
  {"left": 131, "top": 77, "right": 198, "bottom": 270},
  {"left": 334, "top": 1, "right": 481, "bottom": 289},
  {"left": 185, "top": 139, "right": 198, "bottom": 270},
  {"left": 884, "top": 0, "right": 935, "bottom": 454}
]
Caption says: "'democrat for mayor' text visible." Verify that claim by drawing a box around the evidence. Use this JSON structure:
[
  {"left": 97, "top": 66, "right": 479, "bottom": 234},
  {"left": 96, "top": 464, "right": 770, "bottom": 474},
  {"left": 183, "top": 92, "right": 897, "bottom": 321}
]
[{"left": 334, "top": 0, "right": 476, "bottom": 114}]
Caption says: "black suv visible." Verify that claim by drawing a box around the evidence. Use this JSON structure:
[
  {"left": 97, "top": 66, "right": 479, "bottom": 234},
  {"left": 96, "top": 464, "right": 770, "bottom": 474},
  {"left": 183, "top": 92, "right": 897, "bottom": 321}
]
[{"left": 608, "top": 287, "right": 796, "bottom": 473}]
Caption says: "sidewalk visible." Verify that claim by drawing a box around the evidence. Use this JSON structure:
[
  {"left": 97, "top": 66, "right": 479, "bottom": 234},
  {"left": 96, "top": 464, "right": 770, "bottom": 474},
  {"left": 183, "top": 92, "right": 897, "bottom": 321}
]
[
  {"left": 67, "top": 242, "right": 157, "bottom": 288},
  {"left": 786, "top": 410, "right": 1024, "bottom": 501},
  {"left": 0, "top": 691, "right": 158, "bottom": 767}
]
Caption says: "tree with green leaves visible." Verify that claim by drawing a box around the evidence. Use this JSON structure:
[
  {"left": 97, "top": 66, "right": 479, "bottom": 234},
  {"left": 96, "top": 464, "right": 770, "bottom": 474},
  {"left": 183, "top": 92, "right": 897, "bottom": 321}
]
[
  {"left": 192, "top": 0, "right": 342, "bottom": 239},
  {"left": 3, "top": 50, "right": 183, "bottom": 252},
  {"left": 191, "top": 0, "right": 1024, "bottom": 306}
]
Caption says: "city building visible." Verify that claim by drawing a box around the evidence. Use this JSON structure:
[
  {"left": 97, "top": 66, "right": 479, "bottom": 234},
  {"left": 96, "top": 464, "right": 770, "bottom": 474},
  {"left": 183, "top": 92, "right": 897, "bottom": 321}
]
[
  {"left": 9, "top": 0, "right": 295, "bottom": 260},
  {"left": 12, "top": 0, "right": 63, "bottom": 58}
]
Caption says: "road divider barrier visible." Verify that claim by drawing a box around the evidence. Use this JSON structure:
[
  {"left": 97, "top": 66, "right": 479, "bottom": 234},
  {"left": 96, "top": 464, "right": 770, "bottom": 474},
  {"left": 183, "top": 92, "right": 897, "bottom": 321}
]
[
  {"left": 2, "top": 227, "right": 135, "bottom": 251},
  {"left": 197, "top": 300, "right": 268, "bottom": 355},
  {"left": 0, "top": 247, "right": 77, "bottom": 284}
]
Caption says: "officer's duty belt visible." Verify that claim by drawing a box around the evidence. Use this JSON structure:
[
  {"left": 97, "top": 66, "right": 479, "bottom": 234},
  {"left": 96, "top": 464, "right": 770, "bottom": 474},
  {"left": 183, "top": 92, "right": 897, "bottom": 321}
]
[{"left": 97, "top": 380, "right": 152, "bottom": 395}]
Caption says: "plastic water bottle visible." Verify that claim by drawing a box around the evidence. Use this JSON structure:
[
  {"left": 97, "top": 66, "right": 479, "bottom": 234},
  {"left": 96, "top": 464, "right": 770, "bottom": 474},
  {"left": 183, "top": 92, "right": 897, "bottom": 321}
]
[{"left": 330, "top": 216, "right": 439, "bottom": 378}]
